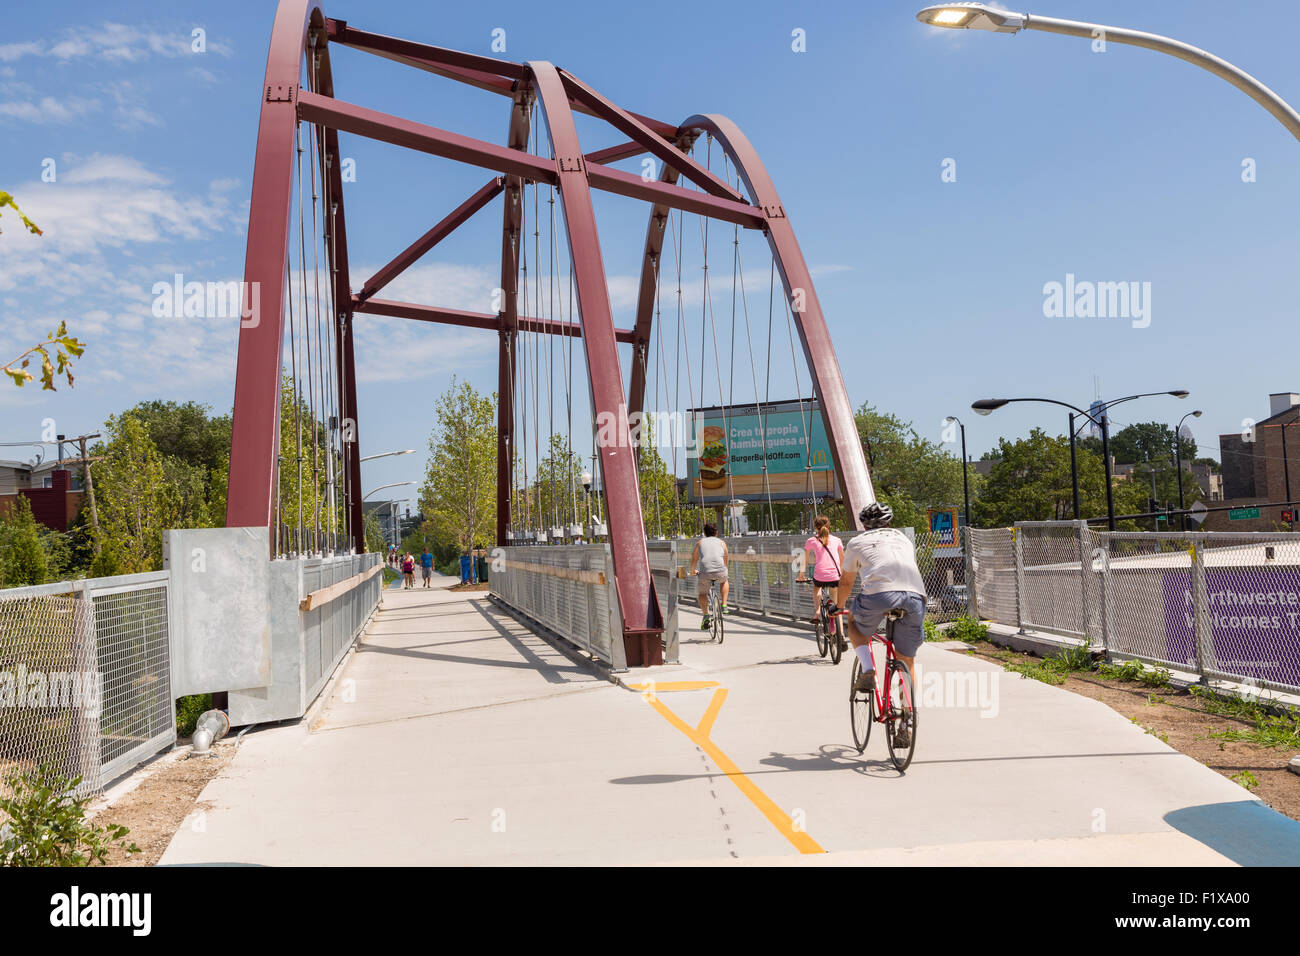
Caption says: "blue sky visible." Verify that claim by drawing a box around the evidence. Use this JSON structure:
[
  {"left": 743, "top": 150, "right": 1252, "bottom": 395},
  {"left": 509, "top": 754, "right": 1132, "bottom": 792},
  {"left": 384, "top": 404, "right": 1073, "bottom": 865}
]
[{"left": 2, "top": 0, "right": 1298, "bottom": 504}]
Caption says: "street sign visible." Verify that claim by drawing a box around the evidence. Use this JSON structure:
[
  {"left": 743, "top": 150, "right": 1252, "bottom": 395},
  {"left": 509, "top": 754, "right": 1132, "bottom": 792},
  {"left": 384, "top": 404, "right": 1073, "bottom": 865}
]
[
  {"left": 1186, "top": 501, "right": 1208, "bottom": 526},
  {"left": 1228, "top": 506, "right": 1261, "bottom": 521}
]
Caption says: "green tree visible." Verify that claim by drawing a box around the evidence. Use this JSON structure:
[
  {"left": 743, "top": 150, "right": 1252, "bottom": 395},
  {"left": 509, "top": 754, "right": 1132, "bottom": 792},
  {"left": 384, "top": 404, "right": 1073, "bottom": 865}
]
[
  {"left": 0, "top": 496, "right": 49, "bottom": 587},
  {"left": 974, "top": 428, "right": 1114, "bottom": 527},
  {"left": 92, "top": 413, "right": 176, "bottom": 573},
  {"left": 1107, "top": 421, "right": 1196, "bottom": 466},
  {"left": 637, "top": 414, "right": 686, "bottom": 538},
  {"left": 419, "top": 377, "right": 497, "bottom": 552},
  {"left": 856, "top": 403, "right": 965, "bottom": 531},
  {"left": 531, "top": 434, "right": 583, "bottom": 534}
]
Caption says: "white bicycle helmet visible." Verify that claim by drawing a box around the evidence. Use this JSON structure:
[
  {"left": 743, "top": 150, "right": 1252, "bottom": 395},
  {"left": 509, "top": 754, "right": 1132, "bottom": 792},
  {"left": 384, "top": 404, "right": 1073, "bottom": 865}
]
[{"left": 859, "top": 501, "right": 893, "bottom": 529}]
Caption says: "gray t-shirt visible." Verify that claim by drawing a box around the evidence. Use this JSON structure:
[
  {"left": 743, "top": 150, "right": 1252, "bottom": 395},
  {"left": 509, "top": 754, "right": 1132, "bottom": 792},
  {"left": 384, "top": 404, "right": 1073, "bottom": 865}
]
[{"left": 697, "top": 536, "right": 727, "bottom": 574}]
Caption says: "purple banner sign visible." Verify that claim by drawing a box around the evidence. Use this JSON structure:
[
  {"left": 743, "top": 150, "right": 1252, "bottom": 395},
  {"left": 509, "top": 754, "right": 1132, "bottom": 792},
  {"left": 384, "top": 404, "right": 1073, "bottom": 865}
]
[{"left": 1162, "top": 568, "right": 1300, "bottom": 690}]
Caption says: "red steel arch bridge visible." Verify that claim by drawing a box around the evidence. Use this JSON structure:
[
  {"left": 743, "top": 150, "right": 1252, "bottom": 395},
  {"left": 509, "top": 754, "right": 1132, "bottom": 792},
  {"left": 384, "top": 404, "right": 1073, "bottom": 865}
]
[{"left": 225, "top": 0, "right": 876, "bottom": 665}]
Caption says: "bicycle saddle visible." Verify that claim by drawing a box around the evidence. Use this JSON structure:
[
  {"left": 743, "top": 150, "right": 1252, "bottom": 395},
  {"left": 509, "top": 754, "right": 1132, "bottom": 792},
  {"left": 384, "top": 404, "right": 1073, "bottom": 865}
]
[{"left": 886, "top": 608, "right": 907, "bottom": 620}]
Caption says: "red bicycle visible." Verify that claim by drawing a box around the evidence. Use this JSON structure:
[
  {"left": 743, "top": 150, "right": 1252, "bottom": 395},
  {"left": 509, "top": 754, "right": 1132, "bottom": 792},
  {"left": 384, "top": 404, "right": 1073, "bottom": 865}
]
[{"left": 840, "top": 607, "right": 918, "bottom": 771}]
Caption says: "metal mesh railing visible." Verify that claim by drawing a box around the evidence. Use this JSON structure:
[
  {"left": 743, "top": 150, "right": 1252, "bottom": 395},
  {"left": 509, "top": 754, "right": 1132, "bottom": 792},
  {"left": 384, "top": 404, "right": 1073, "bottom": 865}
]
[
  {"left": 968, "top": 522, "right": 1300, "bottom": 694},
  {"left": 969, "top": 527, "right": 1017, "bottom": 628},
  {"left": 489, "top": 545, "right": 618, "bottom": 666},
  {"left": 0, "top": 572, "right": 174, "bottom": 801},
  {"left": 1018, "top": 521, "right": 1092, "bottom": 641},
  {"left": 301, "top": 552, "right": 382, "bottom": 702}
]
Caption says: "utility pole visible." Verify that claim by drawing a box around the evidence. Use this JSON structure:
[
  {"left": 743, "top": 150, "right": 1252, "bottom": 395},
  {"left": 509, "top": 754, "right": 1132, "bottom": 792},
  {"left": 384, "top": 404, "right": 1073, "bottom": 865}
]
[{"left": 55, "top": 433, "right": 102, "bottom": 550}]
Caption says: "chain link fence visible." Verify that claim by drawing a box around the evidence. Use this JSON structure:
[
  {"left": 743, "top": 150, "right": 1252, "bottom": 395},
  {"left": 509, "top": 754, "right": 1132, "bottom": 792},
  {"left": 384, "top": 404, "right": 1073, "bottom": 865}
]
[
  {"left": 970, "top": 522, "right": 1300, "bottom": 695},
  {"left": 0, "top": 572, "right": 174, "bottom": 801}
]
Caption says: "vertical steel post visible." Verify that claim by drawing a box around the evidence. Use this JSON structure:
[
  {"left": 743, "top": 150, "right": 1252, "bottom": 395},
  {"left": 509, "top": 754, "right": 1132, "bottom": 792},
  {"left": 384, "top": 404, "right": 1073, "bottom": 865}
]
[{"left": 1013, "top": 525, "right": 1026, "bottom": 633}]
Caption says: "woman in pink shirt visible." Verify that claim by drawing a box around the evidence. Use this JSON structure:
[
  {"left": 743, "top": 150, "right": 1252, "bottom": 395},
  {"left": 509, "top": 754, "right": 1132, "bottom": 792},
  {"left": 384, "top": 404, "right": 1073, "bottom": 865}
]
[{"left": 800, "top": 515, "right": 844, "bottom": 623}]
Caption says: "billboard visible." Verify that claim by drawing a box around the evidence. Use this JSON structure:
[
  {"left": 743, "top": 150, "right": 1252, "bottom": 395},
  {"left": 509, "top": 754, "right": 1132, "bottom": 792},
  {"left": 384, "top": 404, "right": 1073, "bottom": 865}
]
[{"left": 687, "top": 400, "right": 836, "bottom": 503}]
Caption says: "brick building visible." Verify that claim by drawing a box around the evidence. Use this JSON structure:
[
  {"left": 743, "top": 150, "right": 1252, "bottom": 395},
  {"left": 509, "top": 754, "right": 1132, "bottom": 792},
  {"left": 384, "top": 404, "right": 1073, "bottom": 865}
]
[
  {"left": 0, "top": 458, "right": 84, "bottom": 531},
  {"left": 1210, "top": 392, "right": 1300, "bottom": 532}
]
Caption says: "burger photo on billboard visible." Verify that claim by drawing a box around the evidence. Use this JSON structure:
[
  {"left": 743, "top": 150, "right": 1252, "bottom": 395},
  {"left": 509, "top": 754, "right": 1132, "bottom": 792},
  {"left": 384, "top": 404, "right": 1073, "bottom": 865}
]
[{"left": 699, "top": 425, "right": 728, "bottom": 490}]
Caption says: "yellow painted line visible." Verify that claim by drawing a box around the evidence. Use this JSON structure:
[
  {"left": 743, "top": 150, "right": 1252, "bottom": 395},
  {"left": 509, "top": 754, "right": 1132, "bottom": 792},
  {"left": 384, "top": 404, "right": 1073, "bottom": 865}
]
[
  {"left": 625, "top": 680, "right": 721, "bottom": 692},
  {"left": 644, "top": 691, "right": 825, "bottom": 855},
  {"left": 696, "top": 687, "right": 728, "bottom": 737}
]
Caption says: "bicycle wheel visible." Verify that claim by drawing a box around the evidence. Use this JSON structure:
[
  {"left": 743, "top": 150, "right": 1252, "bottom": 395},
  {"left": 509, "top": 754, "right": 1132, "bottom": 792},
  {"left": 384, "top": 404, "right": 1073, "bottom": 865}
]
[
  {"left": 712, "top": 593, "right": 724, "bottom": 644},
  {"left": 884, "top": 659, "right": 918, "bottom": 771},
  {"left": 828, "top": 612, "right": 843, "bottom": 665},
  {"left": 815, "top": 610, "right": 828, "bottom": 658},
  {"left": 849, "top": 658, "right": 873, "bottom": 753}
]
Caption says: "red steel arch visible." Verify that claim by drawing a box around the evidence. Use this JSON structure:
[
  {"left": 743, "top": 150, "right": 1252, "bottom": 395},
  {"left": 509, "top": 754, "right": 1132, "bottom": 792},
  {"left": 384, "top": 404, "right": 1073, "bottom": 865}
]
[{"left": 227, "top": 0, "right": 874, "bottom": 663}]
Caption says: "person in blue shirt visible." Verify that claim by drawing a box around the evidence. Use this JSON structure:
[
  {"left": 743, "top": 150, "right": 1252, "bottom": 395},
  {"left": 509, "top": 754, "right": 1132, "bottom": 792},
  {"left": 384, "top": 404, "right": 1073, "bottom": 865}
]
[{"left": 420, "top": 548, "right": 434, "bottom": 588}]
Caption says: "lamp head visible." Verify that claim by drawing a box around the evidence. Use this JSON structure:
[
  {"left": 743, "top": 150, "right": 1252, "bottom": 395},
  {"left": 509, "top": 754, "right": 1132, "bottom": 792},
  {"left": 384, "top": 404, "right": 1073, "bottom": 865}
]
[
  {"left": 916, "top": 3, "right": 1026, "bottom": 33},
  {"left": 1170, "top": 390, "right": 1190, "bottom": 399},
  {"left": 581, "top": 470, "right": 592, "bottom": 491},
  {"left": 971, "top": 399, "right": 1009, "bottom": 416}
]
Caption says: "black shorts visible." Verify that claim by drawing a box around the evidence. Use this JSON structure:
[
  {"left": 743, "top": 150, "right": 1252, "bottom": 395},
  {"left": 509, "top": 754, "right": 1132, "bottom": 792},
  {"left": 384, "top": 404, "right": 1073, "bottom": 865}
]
[{"left": 813, "top": 577, "right": 840, "bottom": 587}]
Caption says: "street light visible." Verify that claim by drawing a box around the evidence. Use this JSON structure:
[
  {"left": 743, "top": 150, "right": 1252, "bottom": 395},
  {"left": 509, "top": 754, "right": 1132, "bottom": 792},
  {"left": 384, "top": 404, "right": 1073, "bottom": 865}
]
[
  {"left": 972, "top": 391, "right": 1188, "bottom": 529},
  {"left": 1174, "top": 410, "right": 1202, "bottom": 530},
  {"left": 360, "top": 449, "right": 416, "bottom": 463},
  {"left": 916, "top": 4, "right": 1300, "bottom": 143},
  {"left": 944, "top": 416, "right": 971, "bottom": 530}
]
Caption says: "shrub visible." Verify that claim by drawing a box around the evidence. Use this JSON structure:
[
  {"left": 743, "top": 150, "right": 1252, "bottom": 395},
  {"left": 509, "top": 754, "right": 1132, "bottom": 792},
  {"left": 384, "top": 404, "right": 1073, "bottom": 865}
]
[
  {"left": 0, "top": 764, "right": 140, "bottom": 866},
  {"left": 175, "top": 693, "right": 212, "bottom": 737},
  {"left": 947, "top": 615, "right": 989, "bottom": 644}
]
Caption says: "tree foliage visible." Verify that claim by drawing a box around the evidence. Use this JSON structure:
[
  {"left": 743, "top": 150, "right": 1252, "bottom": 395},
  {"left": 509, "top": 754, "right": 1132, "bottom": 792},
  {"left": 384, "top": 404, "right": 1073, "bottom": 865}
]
[
  {"left": 419, "top": 377, "right": 496, "bottom": 552},
  {"left": 0, "top": 496, "right": 49, "bottom": 587},
  {"left": 92, "top": 413, "right": 177, "bottom": 573},
  {"left": 855, "top": 403, "right": 967, "bottom": 531}
]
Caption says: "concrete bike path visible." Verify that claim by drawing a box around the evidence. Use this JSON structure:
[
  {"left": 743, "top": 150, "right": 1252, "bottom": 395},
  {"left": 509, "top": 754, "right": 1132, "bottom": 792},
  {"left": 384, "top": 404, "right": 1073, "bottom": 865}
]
[{"left": 161, "top": 589, "right": 1300, "bottom": 865}]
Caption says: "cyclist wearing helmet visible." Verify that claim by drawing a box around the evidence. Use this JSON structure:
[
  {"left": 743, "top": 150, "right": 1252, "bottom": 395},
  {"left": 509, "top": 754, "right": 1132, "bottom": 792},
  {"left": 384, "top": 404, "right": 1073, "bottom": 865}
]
[{"left": 835, "top": 502, "right": 926, "bottom": 721}]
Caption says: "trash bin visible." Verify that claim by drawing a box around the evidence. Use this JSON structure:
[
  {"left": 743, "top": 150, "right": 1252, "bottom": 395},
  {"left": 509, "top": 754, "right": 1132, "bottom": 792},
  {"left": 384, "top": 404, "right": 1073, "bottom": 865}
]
[
  {"left": 458, "top": 554, "right": 471, "bottom": 583},
  {"left": 476, "top": 555, "right": 488, "bottom": 583}
]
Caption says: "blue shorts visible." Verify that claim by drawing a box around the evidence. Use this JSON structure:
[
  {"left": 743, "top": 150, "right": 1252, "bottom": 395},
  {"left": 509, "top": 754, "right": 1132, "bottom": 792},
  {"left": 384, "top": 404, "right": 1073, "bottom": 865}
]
[{"left": 849, "top": 590, "right": 926, "bottom": 658}]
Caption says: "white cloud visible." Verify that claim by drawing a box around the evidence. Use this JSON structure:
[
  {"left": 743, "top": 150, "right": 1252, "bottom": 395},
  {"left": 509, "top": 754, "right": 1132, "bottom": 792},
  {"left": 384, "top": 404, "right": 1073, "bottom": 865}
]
[{"left": 0, "top": 95, "right": 98, "bottom": 124}]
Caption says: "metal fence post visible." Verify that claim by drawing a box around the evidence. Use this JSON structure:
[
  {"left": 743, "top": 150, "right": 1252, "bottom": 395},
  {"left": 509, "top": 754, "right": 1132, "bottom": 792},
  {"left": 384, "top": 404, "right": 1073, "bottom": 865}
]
[
  {"left": 1076, "top": 520, "right": 1091, "bottom": 645},
  {"left": 964, "top": 526, "right": 980, "bottom": 621},
  {"left": 1190, "top": 535, "right": 1212, "bottom": 685},
  {"left": 1099, "top": 536, "right": 1113, "bottom": 654},
  {"left": 1013, "top": 526, "right": 1026, "bottom": 633}
]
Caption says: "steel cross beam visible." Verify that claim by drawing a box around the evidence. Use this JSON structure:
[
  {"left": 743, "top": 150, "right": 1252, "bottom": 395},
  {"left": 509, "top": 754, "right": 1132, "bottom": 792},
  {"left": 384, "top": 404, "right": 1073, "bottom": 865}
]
[
  {"left": 529, "top": 60, "right": 664, "bottom": 659},
  {"left": 295, "top": 91, "right": 767, "bottom": 229},
  {"left": 358, "top": 138, "right": 661, "bottom": 310},
  {"left": 358, "top": 177, "right": 504, "bottom": 303},
  {"left": 353, "top": 296, "right": 637, "bottom": 342},
  {"left": 325, "top": 19, "right": 679, "bottom": 140}
]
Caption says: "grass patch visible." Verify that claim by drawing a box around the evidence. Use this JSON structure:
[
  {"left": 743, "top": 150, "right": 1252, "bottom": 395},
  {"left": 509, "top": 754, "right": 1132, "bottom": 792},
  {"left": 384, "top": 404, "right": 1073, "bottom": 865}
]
[
  {"left": 1097, "top": 659, "right": 1170, "bottom": 688},
  {"left": 1231, "top": 770, "right": 1259, "bottom": 792}
]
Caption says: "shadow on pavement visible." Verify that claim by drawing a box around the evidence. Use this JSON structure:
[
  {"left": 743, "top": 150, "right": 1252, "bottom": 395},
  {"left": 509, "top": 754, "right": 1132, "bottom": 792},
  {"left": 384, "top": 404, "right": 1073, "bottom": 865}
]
[{"left": 1164, "top": 800, "right": 1300, "bottom": 866}]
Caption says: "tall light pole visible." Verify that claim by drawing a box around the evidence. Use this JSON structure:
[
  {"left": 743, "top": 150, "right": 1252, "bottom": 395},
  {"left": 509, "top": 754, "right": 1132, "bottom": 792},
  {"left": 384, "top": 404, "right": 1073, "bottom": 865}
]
[
  {"left": 1175, "top": 409, "right": 1202, "bottom": 530},
  {"left": 973, "top": 391, "right": 1188, "bottom": 530},
  {"left": 944, "top": 416, "right": 971, "bottom": 530},
  {"left": 916, "top": 4, "right": 1300, "bottom": 143}
]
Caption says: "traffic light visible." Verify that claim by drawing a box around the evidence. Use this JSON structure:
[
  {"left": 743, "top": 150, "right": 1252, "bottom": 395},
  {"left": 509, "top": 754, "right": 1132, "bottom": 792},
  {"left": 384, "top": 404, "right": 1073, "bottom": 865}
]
[{"left": 1282, "top": 509, "right": 1294, "bottom": 528}]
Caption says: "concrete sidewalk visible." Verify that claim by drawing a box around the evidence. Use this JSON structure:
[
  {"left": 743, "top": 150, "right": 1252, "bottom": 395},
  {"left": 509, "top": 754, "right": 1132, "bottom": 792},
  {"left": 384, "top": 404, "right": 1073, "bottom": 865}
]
[{"left": 161, "top": 589, "right": 1300, "bottom": 866}]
